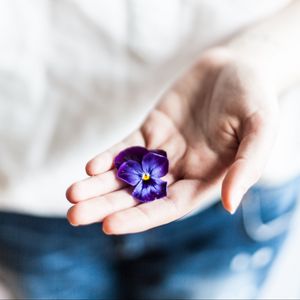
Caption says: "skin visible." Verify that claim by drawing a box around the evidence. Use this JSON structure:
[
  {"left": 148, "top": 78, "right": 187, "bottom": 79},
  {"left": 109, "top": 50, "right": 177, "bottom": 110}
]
[{"left": 66, "top": 1, "right": 300, "bottom": 234}]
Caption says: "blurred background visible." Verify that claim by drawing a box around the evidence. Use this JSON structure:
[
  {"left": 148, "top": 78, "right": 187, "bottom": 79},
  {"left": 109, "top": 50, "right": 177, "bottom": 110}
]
[{"left": 0, "top": 0, "right": 300, "bottom": 299}]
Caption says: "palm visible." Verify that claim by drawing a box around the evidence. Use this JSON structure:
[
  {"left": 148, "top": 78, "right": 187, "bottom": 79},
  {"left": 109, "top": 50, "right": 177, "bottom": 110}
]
[
  {"left": 66, "top": 54, "right": 278, "bottom": 234},
  {"left": 138, "top": 107, "right": 233, "bottom": 201}
]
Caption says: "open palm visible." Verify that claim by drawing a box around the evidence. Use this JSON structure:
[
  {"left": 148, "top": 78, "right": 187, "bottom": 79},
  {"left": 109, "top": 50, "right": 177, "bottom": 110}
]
[{"left": 66, "top": 49, "right": 278, "bottom": 234}]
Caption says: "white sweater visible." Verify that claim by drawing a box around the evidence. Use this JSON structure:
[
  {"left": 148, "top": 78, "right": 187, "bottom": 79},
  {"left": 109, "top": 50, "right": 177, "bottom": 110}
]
[{"left": 1, "top": 0, "right": 299, "bottom": 216}]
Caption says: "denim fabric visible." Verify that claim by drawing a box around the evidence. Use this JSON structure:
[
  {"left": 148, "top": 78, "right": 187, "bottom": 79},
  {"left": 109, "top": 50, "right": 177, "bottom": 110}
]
[{"left": 0, "top": 176, "right": 299, "bottom": 299}]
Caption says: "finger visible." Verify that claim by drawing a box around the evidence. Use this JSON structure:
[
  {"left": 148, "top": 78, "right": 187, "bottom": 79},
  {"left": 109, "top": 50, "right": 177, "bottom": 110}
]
[
  {"left": 102, "top": 179, "right": 217, "bottom": 235},
  {"left": 157, "top": 129, "right": 187, "bottom": 171},
  {"left": 144, "top": 110, "right": 187, "bottom": 179},
  {"left": 147, "top": 132, "right": 187, "bottom": 184},
  {"left": 86, "top": 130, "right": 145, "bottom": 176},
  {"left": 141, "top": 109, "right": 179, "bottom": 148},
  {"left": 66, "top": 170, "right": 126, "bottom": 203},
  {"left": 67, "top": 175, "right": 178, "bottom": 226},
  {"left": 67, "top": 189, "right": 138, "bottom": 226},
  {"left": 221, "top": 112, "right": 277, "bottom": 214}
]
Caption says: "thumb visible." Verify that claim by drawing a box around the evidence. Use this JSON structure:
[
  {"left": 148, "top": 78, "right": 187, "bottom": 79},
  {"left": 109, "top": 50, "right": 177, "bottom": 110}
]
[{"left": 221, "top": 111, "right": 278, "bottom": 214}]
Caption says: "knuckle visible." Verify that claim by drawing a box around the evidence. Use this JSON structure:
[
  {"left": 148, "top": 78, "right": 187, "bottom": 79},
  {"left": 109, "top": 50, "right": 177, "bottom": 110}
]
[{"left": 102, "top": 195, "right": 116, "bottom": 212}]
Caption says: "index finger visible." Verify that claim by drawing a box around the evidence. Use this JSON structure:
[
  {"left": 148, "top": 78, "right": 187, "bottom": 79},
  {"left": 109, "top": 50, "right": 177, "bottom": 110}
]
[{"left": 86, "top": 130, "right": 145, "bottom": 176}]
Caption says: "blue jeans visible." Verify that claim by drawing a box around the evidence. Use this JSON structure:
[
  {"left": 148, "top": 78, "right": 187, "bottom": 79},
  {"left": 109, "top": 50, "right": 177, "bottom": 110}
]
[{"left": 0, "top": 177, "right": 299, "bottom": 299}]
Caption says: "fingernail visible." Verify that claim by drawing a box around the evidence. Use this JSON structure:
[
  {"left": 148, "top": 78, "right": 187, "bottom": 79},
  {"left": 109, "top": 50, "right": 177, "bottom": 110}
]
[
  {"left": 69, "top": 221, "right": 79, "bottom": 227},
  {"left": 228, "top": 208, "right": 236, "bottom": 215},
  {"left": 229, "top": 190, "right": 244, "bottom": 214},
  {"left": 102, "top": 226, "right": 113, "bottom": 235},
  {"left": 225, "top": 205, "right": 237, "bottom": 215}
]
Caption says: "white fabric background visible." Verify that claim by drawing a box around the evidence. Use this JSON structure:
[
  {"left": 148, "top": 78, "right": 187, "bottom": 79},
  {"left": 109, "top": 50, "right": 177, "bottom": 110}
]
[{"left": 0, "top": 0, "right": 298, "bottom": 216}]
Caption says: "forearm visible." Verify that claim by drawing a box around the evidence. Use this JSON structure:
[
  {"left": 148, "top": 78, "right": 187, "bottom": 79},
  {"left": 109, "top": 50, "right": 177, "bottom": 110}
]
[{"left": 225, "top": 0, "right": 300, "bottom": 94}]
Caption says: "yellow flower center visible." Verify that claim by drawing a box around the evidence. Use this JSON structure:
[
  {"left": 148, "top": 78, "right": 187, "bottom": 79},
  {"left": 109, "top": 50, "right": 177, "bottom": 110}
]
[{"left": 142, "top": 173, "right": 151, "bottom": 181}]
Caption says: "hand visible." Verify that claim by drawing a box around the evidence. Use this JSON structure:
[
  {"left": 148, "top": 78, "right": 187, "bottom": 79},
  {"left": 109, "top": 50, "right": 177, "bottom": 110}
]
[{"left": 66, "top": 48, "right": 279, "bottom": 234}]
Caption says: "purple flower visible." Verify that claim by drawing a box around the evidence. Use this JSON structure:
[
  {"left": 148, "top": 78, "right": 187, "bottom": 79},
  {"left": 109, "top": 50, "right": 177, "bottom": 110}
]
[{"left": 114, "top": 146, "right": 169, "bottom": 202}]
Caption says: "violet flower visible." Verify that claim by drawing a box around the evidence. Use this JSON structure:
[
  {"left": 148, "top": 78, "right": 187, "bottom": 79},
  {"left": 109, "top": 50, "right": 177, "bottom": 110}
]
[{"left": 114, "top": 146, "right": 169, "bottom": 202}]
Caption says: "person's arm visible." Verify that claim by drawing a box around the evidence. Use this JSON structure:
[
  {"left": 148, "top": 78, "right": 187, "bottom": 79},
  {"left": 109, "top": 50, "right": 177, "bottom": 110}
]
[
  {"left": 66, "top": 2, "right": 300, "bottom": 234},
  {"left": 226, "top": 0, "right": 300, "bottom": 92}
]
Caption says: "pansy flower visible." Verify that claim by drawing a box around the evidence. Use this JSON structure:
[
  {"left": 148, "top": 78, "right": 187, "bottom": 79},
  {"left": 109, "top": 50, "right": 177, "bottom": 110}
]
[{"left": 114, "top": 146, "right": 169, "bottom": 202}]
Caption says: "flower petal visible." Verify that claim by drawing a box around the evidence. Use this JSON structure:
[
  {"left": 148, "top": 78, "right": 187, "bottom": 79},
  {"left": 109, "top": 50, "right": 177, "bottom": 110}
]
[
  {"left": 114, "top": 146, "right": 149, "bottom": 169},
  {"left": 117, "top": 160, "right": 143, "bottom": 186},
  {"left": 150, "top": 149, "right": 167, "bottom": 157},
  {"left": 132, "top": 178, "right": 167, "bottom": 202},
  {"left": 142, "top": 152, "right": 169, "bottom": 178}
]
